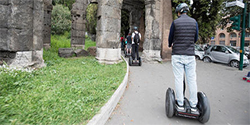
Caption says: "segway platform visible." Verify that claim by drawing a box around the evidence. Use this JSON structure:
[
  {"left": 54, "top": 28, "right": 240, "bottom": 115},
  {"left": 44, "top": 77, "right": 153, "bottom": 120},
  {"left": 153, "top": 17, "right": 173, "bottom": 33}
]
[
  {"left": 165, "top": 87, "right": 210, "bottom": 123},
  {"left": 129, "top": 56, "right": 142, "bottom": 66},
  {"left": 124, "top": 50, "right": 132, "bottom": 57}
]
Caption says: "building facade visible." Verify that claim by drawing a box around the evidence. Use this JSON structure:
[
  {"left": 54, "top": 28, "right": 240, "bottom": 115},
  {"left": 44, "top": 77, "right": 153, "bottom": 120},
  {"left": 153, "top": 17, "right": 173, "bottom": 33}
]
[{"left": 210, "top": 24, "right": 250, "bottom": 47}]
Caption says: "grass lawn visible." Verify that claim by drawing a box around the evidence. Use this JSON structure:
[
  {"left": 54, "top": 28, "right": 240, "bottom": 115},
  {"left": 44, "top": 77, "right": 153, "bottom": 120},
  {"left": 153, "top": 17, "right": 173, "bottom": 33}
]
[{"left": 0, "top": 33, "right": 127, "bottom": 124}]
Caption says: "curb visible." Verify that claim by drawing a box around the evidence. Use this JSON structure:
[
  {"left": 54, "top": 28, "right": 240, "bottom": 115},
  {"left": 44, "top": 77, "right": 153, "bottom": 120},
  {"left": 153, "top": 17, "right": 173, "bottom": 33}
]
[{"left": 87, "top": 56, "right": 129, "bottom": 125}]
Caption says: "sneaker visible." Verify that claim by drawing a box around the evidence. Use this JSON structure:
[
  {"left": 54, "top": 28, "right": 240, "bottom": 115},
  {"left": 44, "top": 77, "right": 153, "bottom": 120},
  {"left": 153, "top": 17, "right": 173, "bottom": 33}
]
[
  {"left": 176, "top": 104, "right": 185, "bottom": 112},
  {"left": 191, "top": 107, "right": 199, "bottom": 115}
]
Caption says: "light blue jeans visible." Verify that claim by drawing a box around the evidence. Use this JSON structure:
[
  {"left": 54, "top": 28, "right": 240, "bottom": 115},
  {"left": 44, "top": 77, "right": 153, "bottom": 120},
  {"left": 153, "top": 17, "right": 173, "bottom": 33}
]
[{"left": 171, "top": 55, "right": 198, "bottom": 108}]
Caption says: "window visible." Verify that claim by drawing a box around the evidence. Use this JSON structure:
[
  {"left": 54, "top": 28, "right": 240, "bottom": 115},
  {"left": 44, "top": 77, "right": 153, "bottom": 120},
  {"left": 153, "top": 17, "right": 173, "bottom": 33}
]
[
  {"left": 230, "top": 41, "right": 236, "bottom": 46},
  {"left": 219, "top": 33, "right": 225, "bottom": 38},
  {"left": 245, "top": 41, "right": 250, "bottom": 46},
  {"left": 246, "top": 32, "right": 250, "bottom": 37},
  {"left": 230, "top": 33, "right": 237, "bottom": 38},
  {"left": 219, "top": 41, "right": 225, "bottom": 45},
  {"left": 212, "top": 46, "right": 227, "bottom": 53}
]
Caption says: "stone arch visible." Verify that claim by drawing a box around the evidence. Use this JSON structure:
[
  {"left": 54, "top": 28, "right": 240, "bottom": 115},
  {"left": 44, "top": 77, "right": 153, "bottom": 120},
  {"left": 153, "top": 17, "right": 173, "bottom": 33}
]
[
  {"left": 0, "top": 0, "right": 174, "bottom": 68},
  {"left": 121, "top": 0, "right": 145, "bottom": 51}
]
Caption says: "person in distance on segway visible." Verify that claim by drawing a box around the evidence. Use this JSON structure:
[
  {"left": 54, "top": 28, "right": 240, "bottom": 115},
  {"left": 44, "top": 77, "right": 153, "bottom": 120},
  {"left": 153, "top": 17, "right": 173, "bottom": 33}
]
[
  {"left": 126, "top": 33, "right": 132, "bottom": 55},
  {"left": 168, "top": 3, "right": 199, "bottom": 114},
  {"left": 132, "top": 27, "right": 141, "bottom": 63}
]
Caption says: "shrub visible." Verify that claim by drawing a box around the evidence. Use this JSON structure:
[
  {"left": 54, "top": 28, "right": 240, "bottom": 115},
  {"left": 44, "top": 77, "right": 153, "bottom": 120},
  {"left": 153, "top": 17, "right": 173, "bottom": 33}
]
[{"left": 51, "top": 4, "right": 71, "bottom": 35}]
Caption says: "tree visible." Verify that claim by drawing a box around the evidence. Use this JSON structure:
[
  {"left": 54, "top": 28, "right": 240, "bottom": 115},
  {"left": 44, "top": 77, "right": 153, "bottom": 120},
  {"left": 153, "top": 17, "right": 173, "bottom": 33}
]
[
  {"left": 86, "top": 4, "right": 98, "bottom": 35},
  {"left": 51, "top": 4, "right": 71, "bottom": 35},
  {"left": 52, "top": 0, "right": 75, "bottom": 10},
  {"left": 172, "top": 0, "right": 224, "bottom": 44},
  {"left": 220, "top": 0, "right": 250, "bottom": 32}
]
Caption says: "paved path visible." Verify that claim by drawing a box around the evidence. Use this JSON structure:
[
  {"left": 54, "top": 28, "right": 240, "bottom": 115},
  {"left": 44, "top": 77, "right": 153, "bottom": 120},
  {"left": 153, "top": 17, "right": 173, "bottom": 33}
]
[{"left": 106, "top": 59, "right": 250, "bottom": 125}]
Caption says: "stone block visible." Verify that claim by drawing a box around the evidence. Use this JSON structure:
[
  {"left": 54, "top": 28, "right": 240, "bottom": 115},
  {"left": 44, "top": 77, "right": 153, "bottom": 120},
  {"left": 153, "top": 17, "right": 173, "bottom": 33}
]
[
  {"left": 97, "top": 18, "right": 120, "bottom": 33},
  {"left": 0, "top": 28, "right": 8, "bottom": 50},
  {"left": 88, "top": 47, "right": 97, "bottom": 56},
  {"left": 0, "top": 0, "right": 9, "bottom": 5},
  {"left": 58, "top": 48, "right": 74, "bottom": 58},
  {"left": 71, "top": 37, "right": 85, "bottom": 46},
  {"left": 74, "top": 49, "right": 89, "bottom": 57},
  {"left": 9, "top": 3, "right": 33, "bottom": 29},
  {"left": 0, "top": 5, "right": 10, "bottom": 28},
  {"left": 9, "top": 51, "right": 32, "bottom": 68},
  {"left": 71, "top": 30, "right": 85, "bottom": 37},
  {"left": 8, "top": 28, "right": 33, "bottom": 51},
  {"left": 72, "top": 23, "right": 85, "bottom": 30}
]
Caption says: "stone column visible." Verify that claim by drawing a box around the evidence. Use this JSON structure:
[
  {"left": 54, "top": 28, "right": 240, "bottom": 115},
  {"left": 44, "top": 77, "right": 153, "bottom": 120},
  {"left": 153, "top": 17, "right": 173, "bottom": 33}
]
[
  {"left": 43, "top": 0, "right": 53, "bottom": 49},
  {"left": 71, "top": 0, "right": 88, "bottom": 49},
  {"left": 143, "top": 0, "right": 162, "bottom": 62},
  {"left": 96, "top": 0, "right": 123, "bottom": 64},
  {"left": 0, "top": 0, "right": 45, "bottom": 68},
  {"left": 161, "top": 0, "right": 173, "bottom": 60}
]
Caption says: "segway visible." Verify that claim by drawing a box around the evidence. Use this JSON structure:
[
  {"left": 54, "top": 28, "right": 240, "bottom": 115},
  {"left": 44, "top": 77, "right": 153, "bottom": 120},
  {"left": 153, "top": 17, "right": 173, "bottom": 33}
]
[
  {"left": 124, "top": 49, "right": 132, "bottom": 57},
  {"left": 165, "top": 78, "right": 210, "bottom": 123},
  {"left": 129, "top": 56, "right": 142, "bottom": 66}
]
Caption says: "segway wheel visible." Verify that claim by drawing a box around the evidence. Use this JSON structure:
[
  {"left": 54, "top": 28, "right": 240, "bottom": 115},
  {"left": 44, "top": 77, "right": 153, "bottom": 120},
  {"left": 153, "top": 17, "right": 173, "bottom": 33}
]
[
  {"left": 139, "top": 57, "right": 142, "bottom": 66},
  {"left": 197, "top": 92, "right": 210, "bottom": 123},
  {"left": 129, "top": 56, "right": 132, "bottom": 66},
  {"left": 165, "top": 88, "right": 175, "bottom": 118}
]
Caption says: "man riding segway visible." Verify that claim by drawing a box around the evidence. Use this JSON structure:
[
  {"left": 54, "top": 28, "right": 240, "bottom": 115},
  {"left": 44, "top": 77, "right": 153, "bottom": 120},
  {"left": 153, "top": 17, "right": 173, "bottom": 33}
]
[
  {"left": 129, "top": 27, "right": 142, "bottom": 66},
  {"left": 165, "top": 3, "right": 210, "bottom": 123}
]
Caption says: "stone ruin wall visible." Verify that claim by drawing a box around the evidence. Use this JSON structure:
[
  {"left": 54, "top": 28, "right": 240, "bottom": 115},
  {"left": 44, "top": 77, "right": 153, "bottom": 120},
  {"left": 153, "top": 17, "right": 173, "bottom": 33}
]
[
  {"left": 0, "top": 0, "right": 46, "bottom": 68},
  {"left": 0, "top": 0, "right": 173, "bottom": 68},
  {"left": 43, "top": 0, "right": 53, "bottom": 49},
  {"left": 71, "top": 0, "right": 88, "bottom": 49}
]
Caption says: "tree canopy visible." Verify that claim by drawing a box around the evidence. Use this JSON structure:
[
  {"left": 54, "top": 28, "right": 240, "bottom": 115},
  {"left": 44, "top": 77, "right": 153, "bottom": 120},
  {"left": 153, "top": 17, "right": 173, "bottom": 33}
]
[
  {"left": 220, "top": 0, "right": 250, "bottom": 32},
  {"left": 52, "top": 0, "right": 75, "bottom": 10},
  {"left": 172, "top": 0, "right": 224, "bottom": 44}
]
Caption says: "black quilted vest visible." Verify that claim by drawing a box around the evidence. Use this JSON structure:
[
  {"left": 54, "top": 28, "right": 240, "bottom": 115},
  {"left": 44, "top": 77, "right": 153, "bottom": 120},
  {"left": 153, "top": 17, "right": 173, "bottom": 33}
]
[{"left": 172, "top": 14, "right": 197, "bottom": 56}]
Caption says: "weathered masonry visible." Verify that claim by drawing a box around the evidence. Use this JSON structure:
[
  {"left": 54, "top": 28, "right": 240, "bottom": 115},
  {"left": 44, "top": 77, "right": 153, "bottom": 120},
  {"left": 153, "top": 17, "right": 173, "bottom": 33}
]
[{"left": 0, "top": 0, "right": 173, "bottom": 68}]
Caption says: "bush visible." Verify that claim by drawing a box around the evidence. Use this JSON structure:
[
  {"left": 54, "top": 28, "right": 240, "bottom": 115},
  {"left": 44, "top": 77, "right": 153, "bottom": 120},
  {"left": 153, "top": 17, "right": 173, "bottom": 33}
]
[{"left": 51, "top": 4, "right": 71, "bottom": 35}]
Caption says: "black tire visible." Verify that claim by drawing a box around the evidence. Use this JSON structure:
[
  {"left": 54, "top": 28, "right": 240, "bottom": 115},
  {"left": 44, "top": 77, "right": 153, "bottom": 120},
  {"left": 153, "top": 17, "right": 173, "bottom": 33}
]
[
  {"left": 165, "top": 88, "right": 175, "bottom": 118},
  {"left": 203, "top": 57, "right": 211, "bottom": 63},
  {"left": 230, "top": 60, "right": 239, "bottom": 68},
  {"left": 129, "top": 56, "right": 132, "bottom": 66},
  {"left": 197, "top": 92, "right": 210, "bottom": 123},
  {"left": 139, "top": 57, "right": 142, "bottom": 66},
  {"left": 195, "top": 55, "right": 200, "bottom": 60}
]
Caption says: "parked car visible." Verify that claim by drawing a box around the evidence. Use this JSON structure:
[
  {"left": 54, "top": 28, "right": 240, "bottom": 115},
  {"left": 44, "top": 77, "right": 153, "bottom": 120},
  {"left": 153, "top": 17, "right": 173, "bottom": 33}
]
[
  {"left": 234, "top": 47, "right": 250, "bottom": 59},
  {"left": 195, "top": 44, "right": 204, "bottom": 60},
  {"left": 203, "top": 45, "right": 249, "bottom": 68}
]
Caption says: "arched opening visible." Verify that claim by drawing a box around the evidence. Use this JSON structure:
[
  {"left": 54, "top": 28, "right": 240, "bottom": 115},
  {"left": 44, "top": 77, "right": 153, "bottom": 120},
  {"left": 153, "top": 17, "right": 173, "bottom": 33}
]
[
  {"left": 86, "top": 3, "right": 98, "bottom": 42},
  {"left": 121, "top": 0, "right": 145, "bottom": 51},
  {"left": 230, "top": 32, "right": 237, "bottom": 38},
  {"left": 219, "top": 33, "right": 225, "bottom": 39}
]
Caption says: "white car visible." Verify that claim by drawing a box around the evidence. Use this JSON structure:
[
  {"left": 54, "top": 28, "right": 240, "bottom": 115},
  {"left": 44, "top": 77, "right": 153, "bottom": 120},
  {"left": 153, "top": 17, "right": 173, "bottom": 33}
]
[
  {"left": 203, "top": 45, "right": 249, "bottom": 68},
  {"left": 195, "top": 45, "right": 204, "bottom": 60}
]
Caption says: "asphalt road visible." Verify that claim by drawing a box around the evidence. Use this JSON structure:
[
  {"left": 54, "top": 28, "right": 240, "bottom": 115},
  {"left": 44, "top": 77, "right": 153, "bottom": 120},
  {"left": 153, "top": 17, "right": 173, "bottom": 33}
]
[{"left": 106, "top": 59, "right": 250, "bottom": 125}]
